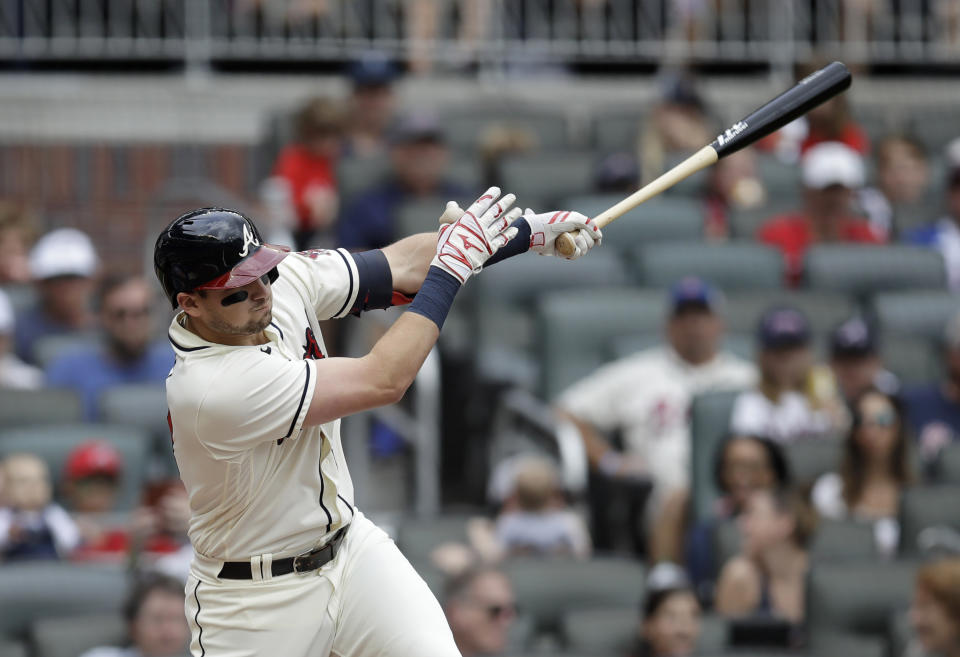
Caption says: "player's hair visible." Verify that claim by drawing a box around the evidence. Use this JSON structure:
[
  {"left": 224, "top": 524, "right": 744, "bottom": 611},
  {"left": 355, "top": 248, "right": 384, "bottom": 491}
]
[
  {"left": 123, "top": 571, "right": 185, "bottom": 626},
  {"left": 443, "top": 565, "right": 507, "bottom": 606},
  {"left": 842, "top": 387, "right": 913, "bottom": 509},
  {"left": 712, "top": 434, "right": 791, "bottom": 497},
  {"left": 915, "top": 557, "right": 960, "bottom": 621}
]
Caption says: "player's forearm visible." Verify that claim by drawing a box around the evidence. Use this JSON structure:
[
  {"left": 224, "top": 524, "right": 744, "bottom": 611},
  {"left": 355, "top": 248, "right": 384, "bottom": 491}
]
[{"left": 381, "top": 232, "right": 436, "bottom": 295}]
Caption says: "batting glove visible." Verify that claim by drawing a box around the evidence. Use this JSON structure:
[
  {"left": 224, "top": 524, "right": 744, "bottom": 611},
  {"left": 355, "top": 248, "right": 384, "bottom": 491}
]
[
  {"left": 432, "top": 187, "right": 522, "bottom": 284},
  {"left": 524, "top": 209, "right": 602, "bottom": 259}
]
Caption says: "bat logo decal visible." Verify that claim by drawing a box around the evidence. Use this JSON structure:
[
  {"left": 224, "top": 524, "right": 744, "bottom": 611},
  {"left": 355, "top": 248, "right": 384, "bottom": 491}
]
[{"left": 715, "top": 121, "right": 748, "bottom": 147}]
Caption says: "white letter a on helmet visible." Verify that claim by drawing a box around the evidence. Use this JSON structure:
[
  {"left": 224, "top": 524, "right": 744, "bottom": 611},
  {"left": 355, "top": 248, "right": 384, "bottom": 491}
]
[{"left": 239, "top": 224, "right": 260, "bottom": 258}]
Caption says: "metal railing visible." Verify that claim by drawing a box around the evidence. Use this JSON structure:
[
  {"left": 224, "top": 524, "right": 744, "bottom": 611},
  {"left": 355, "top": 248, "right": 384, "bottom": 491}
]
[{"left": 1, "top": 0, "right": 958, "bottom": 75}]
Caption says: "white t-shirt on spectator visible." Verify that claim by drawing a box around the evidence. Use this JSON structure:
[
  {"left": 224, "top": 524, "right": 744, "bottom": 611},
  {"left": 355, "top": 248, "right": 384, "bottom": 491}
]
[
  {"left": 811, "top": 472, "right": 900, "bottom": 559},
  {"left": 729, "top": 389, "right": 833, "bottom": 443},
  {"left": 559, "top": 346, "right": 757, "bottom": 499}
]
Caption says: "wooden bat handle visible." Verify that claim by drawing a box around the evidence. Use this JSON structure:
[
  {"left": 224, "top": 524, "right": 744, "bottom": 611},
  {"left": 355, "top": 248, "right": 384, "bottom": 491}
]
[{"left": 555, "top": 145, "right": 720, "bottom": 257}]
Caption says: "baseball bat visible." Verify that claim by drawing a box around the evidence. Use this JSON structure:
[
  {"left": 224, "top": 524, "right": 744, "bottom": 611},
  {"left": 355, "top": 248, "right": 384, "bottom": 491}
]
[{"left": 556, "top": 60, "right": 852, "bottom": 257}]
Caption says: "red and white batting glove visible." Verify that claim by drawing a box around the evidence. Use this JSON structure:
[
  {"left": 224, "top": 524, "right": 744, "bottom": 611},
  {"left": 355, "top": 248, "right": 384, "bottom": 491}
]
[
  {"left": 523, "top": 209, "right": 602, "bottom": 259},
  {"left": 433, "top": 186, "right": 522, "bottom": 283}
]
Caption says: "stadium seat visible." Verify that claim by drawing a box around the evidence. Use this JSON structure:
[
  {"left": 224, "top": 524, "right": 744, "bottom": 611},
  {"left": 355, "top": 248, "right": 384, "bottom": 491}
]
[
  {"left": 33, "top": 334, "right": 100, "bottom": 369},
  {"left": 535, "top": 287, "right": 667, "bottom": 400},
  {"left": 633, "top": 242, "right": 785, "bottom": 291},
  {"left": 2, "top": 283, "right": 35, "bottom": 315},
  {"left": 690, "top": 391, "right": 742, "bottom": 522},
  {"left": 591, "top": 110, "right": 642, "bottom": 152},
  {"left": 499, "top": 153, "right": 597, "bottom": 209},
  {"left": 727, "top": 199, "right": 797, "bottom": 240},
  {"left": 898, "top": 485, "right": 960, "bottom": 556},
  {"left": 0, "top": 424, "right": 151, "bottom": 510},
  {"left": 503, "top": 557, "right": 645, "bottom": 635},
  {"left": 0, "top": 642, "right": 26, "bottom": 657},
  {"left": 880, "top": 335, "right": 942, "bottom": 386},
  {"left": 395, "top": 513, "right": 474, "bottom": 562},
  {"left": 871, "top": 290, "right": 960, "bottom": 343},
  {"left": 608, "top": 332, "right": 754, "bottom": 362},
  {"left": 0, "top": 388, "right": 83, "bottom": 428},
  {"left": 563, "top": 195, "right": 705, "bottom": 250},
  {"left": 721, "top": 291, "right": 856, "bottom": 342},
  {"left": 805, "top": 560, "right": 916, "bottom": 640},
  {"left": 99, "top": 383, "right": 176, "bottom": 477},
  {"left": 755, "top": 154, "right": 801, "bottom": 200},
  {"left": 939, "top": 444, "right": 960, "bottom": 484},
  {"left": 31, "top": 614, "right": 125, "bottom": 657},
  {"left": 0, "top": 563, "right": 127, "bottom": 639},
  {"left": 809, "top": 518, "right": 878, "bottom": 561},
  {"left": 807, "top": 631, "right": 886, "bottom": 657},
  {"left": 336, "top": 156, "right": 388, "bottom": 205},
  {"left": 441, "top": 106, "right": 572, "bottom": 152},
  {"left": 560, "top": 608, "right": 729, "bottom": 655},
  {"left": 803, "top": 245, "right": 945, "bottom": 296},
  {"left": 783, "top": 438, "right": 842, "bottom": 486},
  {"left": 396, "top": 197, "right": 449, "bottom": 237}
]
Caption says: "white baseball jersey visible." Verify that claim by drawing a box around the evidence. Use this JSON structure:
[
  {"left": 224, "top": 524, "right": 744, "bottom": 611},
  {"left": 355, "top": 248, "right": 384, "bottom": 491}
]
[{"left": 166, "top": 249, "right": 361, "bottom": 560}]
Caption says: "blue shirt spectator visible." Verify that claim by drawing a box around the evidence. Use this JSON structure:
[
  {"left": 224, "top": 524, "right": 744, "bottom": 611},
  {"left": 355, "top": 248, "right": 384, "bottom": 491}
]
[
  {"left": 338, "top": 111, "right": 467, "bottom": 250},
  {"left": 45, "top": 274, "right": 173, "bottom": 420}
]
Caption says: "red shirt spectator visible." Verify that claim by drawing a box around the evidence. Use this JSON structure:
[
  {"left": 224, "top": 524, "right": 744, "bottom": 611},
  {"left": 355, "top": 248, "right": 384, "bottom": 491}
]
[
  {"left": 273, "top": 144, "right": 337, "bottom": 232},
  {"left": 757, "top": 142, "right": 883, "bottom": 286},
  {"left": 801, "top": 122, "right": 870, "bottom": 157}
]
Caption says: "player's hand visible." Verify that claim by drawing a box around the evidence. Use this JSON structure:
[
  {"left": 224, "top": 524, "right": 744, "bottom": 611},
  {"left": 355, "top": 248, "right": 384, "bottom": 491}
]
[
  {"left": 523, "top": 209, "right": 602, "bottom": 259},
  {"left": 432, "top": 187, "right": 522, "bottom": 283}
]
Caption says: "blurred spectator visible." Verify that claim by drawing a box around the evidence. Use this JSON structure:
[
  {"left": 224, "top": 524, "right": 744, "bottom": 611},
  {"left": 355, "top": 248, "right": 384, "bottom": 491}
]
[
  {"left": 444, "top": 566, "right": 516, "bottom": 657},
  {"left": 904, "top": 557, "right": 960, "bottom": 657},
  {"left": 63, "top": 440, "right": 123, "bottom": 513},
  {"left": 758, "top": 142, "right": 882, "bottom": 286},
  {"left": 79, "top": 571, "right": 190, "bottom": 657},
  {"left": 714, "top": 488, "right": 816, "bottom": 623},
  {"left": 595, "top": 152, "right": 640, "bottom": 194},
  {"left": 14, "top": 228, "right": 99, "bottom": 365},
  {"left": 467, "top": 455, "right": 591, "bottom": 561},
  {"left": 0, "top": 453, "right": 80, "bottom": 561},
  {"left": 631, "top": 563, "right": 702, "bottom": 657},
  {"left": 343, "top": 54, "right": 398, "bottom": 159},
  {"left": 904, "top": 137, "right": 960, "bottom": 291},
  {"left": 859, "top": 135, "right": 931, "bottom": 239},
  {"left": 730, "top": 307, "right": 839, "bottom": 443},
  {"left": 0, "top": 201, "right": 36, "bottom": 284},
  {"left": 339, "top": 111, "right": 466, "bottom": 249},
  {"left": 557, "top": 277, "right": 756, "bottom": 559},
  {"left": 829, "top": 315, "right": 899, "bottom": 405},
  {"left": 811, "top": 387, "right": 913, "bottom": 558},
  {"left": 45, "top": 274, "right": 173, "bottom": 421},
  {"left": 685, "top": 435, "right": 791, "bottom": 592},
  {"left": 903, "top": 311, "right": 960, "bottom": 465},
  {"left": 796, "top": 61, "right": 870, "bottom": 157},
  {"left": 703, "top": 148, "right": 766, "bottom": 240},
  {"left": 640, "top": 72, "right": 713, "bottom": 186},
  {"left": 0, "top": 287, "right": 43, "bottom": 389},
  {"left": 271, "top": 96, "right": 345, "bottom": 250}
]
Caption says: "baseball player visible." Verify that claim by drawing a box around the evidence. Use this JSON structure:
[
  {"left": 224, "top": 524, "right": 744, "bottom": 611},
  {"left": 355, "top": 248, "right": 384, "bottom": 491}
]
[{"left": 153, "top": 187, "right": 600, "bottom": 657}]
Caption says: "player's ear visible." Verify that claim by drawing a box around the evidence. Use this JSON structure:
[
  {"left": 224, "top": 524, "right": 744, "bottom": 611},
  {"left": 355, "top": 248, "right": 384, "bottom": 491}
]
[{"left": 177, "top": 291, "right": 202, "bottom": 316}]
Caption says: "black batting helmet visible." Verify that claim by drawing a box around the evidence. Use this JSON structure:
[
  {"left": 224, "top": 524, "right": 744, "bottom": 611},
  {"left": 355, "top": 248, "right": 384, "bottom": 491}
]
[{"left": 154, "top": 208, "right": 289, "bottom": 309}]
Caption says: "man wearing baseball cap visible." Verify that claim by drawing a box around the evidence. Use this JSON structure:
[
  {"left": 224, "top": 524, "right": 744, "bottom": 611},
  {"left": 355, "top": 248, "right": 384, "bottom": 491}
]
[
  {"left": 758, "top": 141, "right": 883, "bottom": 286},
  {"left": 828, "top": 315, "right": 899, "bottom": 404},
  {"left": 14, "top": 227, "right": 99, "bottom": 364},
  {"left": 62, "top": 440, "right": 123, "bottom": 514},
  {"left": 343, "top": 53, "right": 397, "bottom": 159},
  {"left": 557, "top": 276, "right": 756, "bottom": 558},
  {"left": 730, "top": 307, "right": 837, "bottom": 443}
]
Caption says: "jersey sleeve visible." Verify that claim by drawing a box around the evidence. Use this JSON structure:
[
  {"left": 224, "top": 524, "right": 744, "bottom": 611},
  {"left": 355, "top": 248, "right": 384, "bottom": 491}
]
[
  {"left": 195, "top": 353, "right": 317, "bottom": 457},
  {"left": 278, "top": 250, "right": 361, "bottom": 320}
]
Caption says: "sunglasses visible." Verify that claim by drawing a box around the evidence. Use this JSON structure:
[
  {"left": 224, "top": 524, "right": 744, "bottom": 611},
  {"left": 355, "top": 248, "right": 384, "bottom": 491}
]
[
  {"left": 105, "top": 306, "right": 150, "bottom": 320},
  {"left": 470, "top": 601, "right": 517, "bottom": 621}
]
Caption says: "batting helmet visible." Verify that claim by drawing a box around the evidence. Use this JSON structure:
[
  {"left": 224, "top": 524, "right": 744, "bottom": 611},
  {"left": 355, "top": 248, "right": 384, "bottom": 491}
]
[{"left": 154, "top": 208, "right": 289, "bottom": 309}]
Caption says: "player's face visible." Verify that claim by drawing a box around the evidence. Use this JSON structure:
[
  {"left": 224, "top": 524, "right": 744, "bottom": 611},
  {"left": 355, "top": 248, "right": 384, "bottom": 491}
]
[
  {"left": 130, "top": 590, "right": 190, "bottom": 657},
  {"left": 643, "top": 590, "right": 702, "bottom": 657},
  {"left": 189, "top": 275, "right": 273, "bottom": 339}
]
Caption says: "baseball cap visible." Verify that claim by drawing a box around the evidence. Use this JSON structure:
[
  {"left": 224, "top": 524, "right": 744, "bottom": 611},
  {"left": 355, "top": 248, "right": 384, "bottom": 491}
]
[
  {"left": 830, "top": 316, "right": 877, "bottom": 358},
  {"left": 669, "top": 276, "right": 721, "bottom": 315},
  {"left": 29, "top": 228, "right": 98, "bottom": 280},
  {"left": 801, "top": 142, "right": 865, "bottom": 190},
  {"left": 757, "top": 307, "right": 810, "bottom": 349},
  {"left": 388, "top": 111, "right": 445, "bottom": 146},
  {"left": 348, "top": 53, "right": 397, "bottom": 87},
  {"left": 0, "top": 288, "right": 13, "bottom": 334},
  {"left": 64, "top": 440, "right": 122, "bottom": 480}
]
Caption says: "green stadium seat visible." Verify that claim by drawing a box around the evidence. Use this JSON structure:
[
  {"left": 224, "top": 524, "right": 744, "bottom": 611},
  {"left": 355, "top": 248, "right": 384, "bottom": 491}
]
[
  {"left": 564, "top": 195, "right": 705, "bottom": 250},
  {"left": 871, "top": 290, "right": 960, "bottom": 343},
  {"left": 633, "top": 242, "right": 785, "bottom": 291},
  {"left": 728, "top": 199, "right": 797, "bottom": 240},
  {"left": 0, "top": 642, "right": 26, "bottom": 657},
  {"left": 396, "top": 197, "right": 449, "bottom": 237},
  {"left": 337, "top": 156, "right": 388, "bottom": 204},
  {"left": 499, "top": 153, "right": 597, "bottom": 209},
  {"left": 755, "top": 154, "right": 801, "bottom": 199},
  {"left": 535, "top": 287, "right": 667, "bottom": 400},
  {"left": 0, "top": 563, "right": 128, "bottom": 639},
  {"left": 591, "top": 111, "right": 642, "bottom": 152},
  {"left": 803, "top": 245, "right": 945, "bottom": 296},
  {"left": 442, "top": 106, "right": 572, "bottom": 152},
  {"left": 2, "top": 283, "right": 35, "bottom": 315},
  {"left": 783, "top": 438, "right": 842, "bottom": 486},
  {"left": 887, "top": 611, "right": 913, "bottom": 657},
  {"left": 898, "top": 485, "right": 960, "bottom": 557},
  {"left": 805, "top": 561, "right": 916, "bottom": 640},
  {"left": 721, "top": 291, "right": 856, "bottom": 340},
  {"left": 807, "top": 631, "right": 886, "bottom": 657},
  {"left": 395, "top": 513, "right": 474, "bottom": 562},
  {"left": 880, "top": 336, "right": 941, "bottom": 386},
  {"left": 690, "top": 391, "right": 742, "bottom": 522},
  {"left": 939, "top": 444, "right": 960, "bottom": 484},
  {"left": 809, "top": 518, "right": 878, "bottom": 561},
  {"left": 662, "top": 150, "right": 711, "bottom": 198},
  {"left": 712, "top": 520, "right": 740, "bottom": 576},
  {"left": 503, "top": 557, "right": 645, "bottom": 635},
  {"left": 99, "top": 383, "right": 176, "bottom": 478},
  {"left": 0, "top": 388, "right": 83, "bottom": 428},
  {"left": 0, "top": 424, "right": 151, "bottom": 511},
  {"left": 561, "top": 607, "right": 728, "bottom": 655},
  {"left": 33, "top": 334, "right": 99, "bottom": 369},
  {"left": 31, "top": 614, "right": 126, "bottom": 657}
]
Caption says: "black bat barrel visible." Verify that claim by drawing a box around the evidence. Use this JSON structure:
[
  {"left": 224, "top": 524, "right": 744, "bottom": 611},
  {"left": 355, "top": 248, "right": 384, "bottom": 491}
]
[{"left": 710, "top": 61, "right": 852, "bottom": 159}]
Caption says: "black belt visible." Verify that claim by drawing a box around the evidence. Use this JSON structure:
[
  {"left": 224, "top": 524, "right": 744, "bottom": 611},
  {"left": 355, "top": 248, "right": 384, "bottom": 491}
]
[{"left": 218, "top": 526, "right": 349, "bottom": 580}]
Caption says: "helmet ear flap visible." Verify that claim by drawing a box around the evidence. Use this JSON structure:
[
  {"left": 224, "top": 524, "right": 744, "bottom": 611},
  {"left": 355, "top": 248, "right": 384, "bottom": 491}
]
[{"left": 267, "top": 267, "right": 280, "bottom": 285}]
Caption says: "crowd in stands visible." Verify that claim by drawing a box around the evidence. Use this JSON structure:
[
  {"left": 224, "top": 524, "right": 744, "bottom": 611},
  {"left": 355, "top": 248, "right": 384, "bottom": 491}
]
[{"left": 2, "top": 55, "right": 960, "bottom": 657}]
